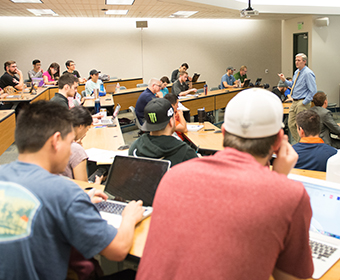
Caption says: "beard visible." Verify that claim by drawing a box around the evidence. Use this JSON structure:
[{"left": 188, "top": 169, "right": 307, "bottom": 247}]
[{"left": 8, "top": 69, "right": 16, "bottom": 75}]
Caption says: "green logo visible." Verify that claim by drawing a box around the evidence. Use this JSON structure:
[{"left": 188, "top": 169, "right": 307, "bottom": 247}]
[{"left": 148, "top": 113, "right": 157, "bottom": 123}]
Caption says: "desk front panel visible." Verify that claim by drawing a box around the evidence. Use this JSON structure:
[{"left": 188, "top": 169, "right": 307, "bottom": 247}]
[
  {"left": 113, "top": 91, "right": 142, "bottom": 111},
  {"left": 215, "top": 90, "right": 242, "bottom": 110},
  {"left": 181, "top": 95, "right": 214, "bottom": 115},
  {"left": 104, "top": 78, "right": 143, "bottom": 89},
  {"left": 0, "top": 110, "right": 15, "bottom": 156}
]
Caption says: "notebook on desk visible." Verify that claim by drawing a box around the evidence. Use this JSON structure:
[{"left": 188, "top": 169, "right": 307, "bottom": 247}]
[
  {"left": 288, "top": 174, "right": 340, "bottom": 279},
  {"left": 95, "top": 155, "right": 171, "bottom": 228}
]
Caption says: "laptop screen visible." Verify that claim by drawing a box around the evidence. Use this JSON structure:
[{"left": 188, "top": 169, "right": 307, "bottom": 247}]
[
  {"left": 289, "top": 174, "right": 340, "bottom": 239},
  {"left": 104, "top": 155, "right": 170, "bottom": 206}
]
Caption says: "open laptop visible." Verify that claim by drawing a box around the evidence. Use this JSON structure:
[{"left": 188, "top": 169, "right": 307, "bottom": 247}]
[
  {"left": 254, "top": 78, "right": 262, "bottom": 86},
  {"left": 288, "top": 174, "right": 340, "bottom": 279},
  {"left": 243, "top": 79, "right": 251, "bottom": 87},
  {"left": 100, "top": 103, "right": 121, "bottom": 125},
  {"left": 192, "top": 73, "right": 200, "bottom": 83},
  {"left": 95, "top": 155, "right": 171, "bottom": 228}
]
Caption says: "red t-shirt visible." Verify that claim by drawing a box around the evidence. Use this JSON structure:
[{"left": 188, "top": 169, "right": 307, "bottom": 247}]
[{"left": 137, "top": 148, "right": 313, "bottom": 280}]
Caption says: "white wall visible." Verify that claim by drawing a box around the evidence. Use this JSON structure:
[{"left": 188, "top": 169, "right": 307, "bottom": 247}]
[
  {"left": 0, "top": 17, "right": 281, "bottom": 90},
  {"left": 282, "top": 15, "right": 340, "bottom": 104}
]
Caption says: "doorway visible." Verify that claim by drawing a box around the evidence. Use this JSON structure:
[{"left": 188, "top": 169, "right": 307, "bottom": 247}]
[{"left": 293, "top": 32, "right": 308, "bottom": 72}]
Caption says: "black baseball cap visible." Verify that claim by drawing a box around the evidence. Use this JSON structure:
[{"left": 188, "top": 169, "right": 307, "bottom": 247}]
[
  {"left": 142, "top": 99, "right": 174, "bottom": 132},
  {"left": 89, "top": 69, "right": 101, "bottom": 76}
]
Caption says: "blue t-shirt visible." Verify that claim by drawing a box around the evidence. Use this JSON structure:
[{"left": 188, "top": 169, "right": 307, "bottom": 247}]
[
  {"left": 160, "top": 87, "right": 169, "bottom": 97},
  {"left": 135, "top": 88, "right": 155, "bottom": 125},
  {"left": 293, "top": 142, "right": 337, "bottom": 172},
  {"left": 0, "top": 161, "right": 117, "bottom": 280},
  {"left": 221, "top": 73, "right": 236, "bottom": 89}
]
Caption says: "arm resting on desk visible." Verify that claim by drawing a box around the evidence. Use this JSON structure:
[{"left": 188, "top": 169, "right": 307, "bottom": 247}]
[{"left": 100, "top": 200, "right": 144, "bottom": 261}]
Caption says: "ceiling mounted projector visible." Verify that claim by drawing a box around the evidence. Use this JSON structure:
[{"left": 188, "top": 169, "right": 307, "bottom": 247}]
[{"left": 240, "top": 0, "right": 259, "bottom": 17}]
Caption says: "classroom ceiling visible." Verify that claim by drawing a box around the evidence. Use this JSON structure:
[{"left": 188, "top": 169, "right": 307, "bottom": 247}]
[{"left": 0, "top": 0, "right": 332, "bottom": 19}]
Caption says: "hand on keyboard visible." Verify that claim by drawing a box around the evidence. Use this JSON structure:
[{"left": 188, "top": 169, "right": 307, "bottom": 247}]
[
  {"left": 90, "top": 190, "right": 108, "bottom": 204},
  {"left": 122, "top": 200, "right": 145, "bottom": 226}
]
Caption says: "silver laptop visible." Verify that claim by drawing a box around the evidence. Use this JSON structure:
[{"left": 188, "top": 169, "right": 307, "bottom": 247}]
[
  {"left": 95, "top": 155, "right": 171, "bottom": 228},
  {"left": 288, "top": 174, "right": 340, "bottom": 279}
]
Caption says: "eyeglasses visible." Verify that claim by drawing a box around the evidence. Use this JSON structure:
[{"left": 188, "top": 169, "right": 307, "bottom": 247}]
[{"left": 154, "top": 84, "right": 162, "bottom": 87}]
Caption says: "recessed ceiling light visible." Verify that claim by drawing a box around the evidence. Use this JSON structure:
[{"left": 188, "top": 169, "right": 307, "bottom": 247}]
[
  {"left": 169, "top": 11, "right": 198, "bottom": 18},
  {"left": 105, "top": 9, "right": 129, "bottom": 15},
  {"left": 106, "top": 0, "right": 134, "bottom": 5},
  {"left": 11, "top": 0, "right": 42, "bottom": 3},
  {"left": 27, "top": 9, "right": 58, "bottom": 16}
]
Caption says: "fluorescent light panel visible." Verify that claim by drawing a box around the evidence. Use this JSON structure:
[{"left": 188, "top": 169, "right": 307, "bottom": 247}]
[
  {"left": 11, "top": 0, "right": 42, "bottom": 2},
  {"left": 105, "top": 10, "right": 129, "bottom": 15},
  {"left": 27, "top": 9, "right": 58, "bottom": 16},
  {"left": 235, "top": 0, "right": 340, "bottom": 7},
  {"left": 170, "top": 11, "right": 198, "bottom": 18},
  {"left": 106, "top": 0, "right": 134, "bottom": 5}
]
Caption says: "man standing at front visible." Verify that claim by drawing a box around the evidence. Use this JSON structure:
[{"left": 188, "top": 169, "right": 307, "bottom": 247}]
[
  {"left": 137, "top": 88, "right": 313, "bottom": 280},
  {"left": 279, "top": 53, "right": 317, "bottom": 142}
]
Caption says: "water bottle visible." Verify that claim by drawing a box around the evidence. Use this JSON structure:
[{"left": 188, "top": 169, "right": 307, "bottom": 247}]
[
  {"left": 116, "top": 82, "right": 120, "bottom": 93},
  {"left": 204, "top": 84, "right": 208, "bottom": 95},
  {"left": 238, "top": 79, "right": 241, "bottom": 88},
  {"left": 99, "top": 83, "right": 106, "bottom": 96},
  {"left": 94, "top": 98, "right": 101, "bottom": 114},
  {"left": 326, "top": 153, "right": 340, "bottom": 183}
]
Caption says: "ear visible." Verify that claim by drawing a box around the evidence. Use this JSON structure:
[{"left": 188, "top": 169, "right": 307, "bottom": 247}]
[
  {"left": 50, "top": 132, "right": 62, "bottom": 153},
  {"left": 272, "top": 129, "right": 284, "bottom": 153},
  {"left": 297, "top": 126, "right": 305, "bottom": 138},
  {"left": 169, "top": 116, "right": 175, "bottom": 128}
]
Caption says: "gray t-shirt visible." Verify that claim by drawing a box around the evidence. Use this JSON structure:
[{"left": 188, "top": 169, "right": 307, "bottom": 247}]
[
  {"left": 28, "top": 69, "right": 43, "bottom": 81},
  {"left": 0, "top": 161, "right": 117, "bottom": 280},
  {"left": 172, "top": 79, "right": 189, "bottom": 96},
  {"left": 61, "top": 142, "right": 88, "bottom": 179}
]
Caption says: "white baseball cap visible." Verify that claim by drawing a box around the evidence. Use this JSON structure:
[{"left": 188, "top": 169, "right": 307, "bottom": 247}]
[{"left": 223, "top": 88, "right": 283, "bottom": 138}]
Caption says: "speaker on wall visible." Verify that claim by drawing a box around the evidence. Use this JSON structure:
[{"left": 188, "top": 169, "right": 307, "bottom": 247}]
[{"left": 314, "top": 17, "right": 329, "bottom": 27}]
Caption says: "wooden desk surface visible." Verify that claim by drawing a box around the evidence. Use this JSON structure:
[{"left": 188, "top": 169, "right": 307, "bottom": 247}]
[
  {"left": 184, "top": 122, "right": 223, "bottom": 152},
  {"left": 2, "top": 86, "right": 49, "bottom": 103},
  {"left": 0, "top": 110, "right": 15, "bottom": 156},
  {"left": 83, "top": 95, "right": 114, "bottom": 108},
  {"left": 73, "top": 179, "right": 149, "bottom": 258},
  {"left": 82, "top": 117, "right": 125, "bottom": 151},
  {"left": 283, "top": 101, "right": 292, "bottom": 115}
]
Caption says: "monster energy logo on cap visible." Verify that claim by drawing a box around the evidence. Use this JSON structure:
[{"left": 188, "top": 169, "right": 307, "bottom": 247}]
[{"left": 148, "top": 112, "right": 157, "bottom": 123}]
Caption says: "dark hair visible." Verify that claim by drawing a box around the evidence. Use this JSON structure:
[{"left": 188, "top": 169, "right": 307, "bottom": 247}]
[
  {"left": 164, "top": 93, "right": 178, "bottom": 105},
  {"left": 4, "top": 60, "right": 15, "bottom": 71},
  {"left": 296, "top": 110, "right": 320, "bottom": 137},
  {"left": 48, "top": 62, "right": 60, "bottom": 80},
  {"left": 223, "top": 131, "right": 278, "bottom": 158},
  {"left": 70, "top": 106, "right": 92, "bottom": 127},
  {"left": 15, "top": 101, "right": 73, "bottom": 153},
  {"left": 58, "top": 73, "right": 78, "bottom": 90},
  {"left": 313, "top": 91, "right": 327, "bottom": 107},
  {"left": 181, "top": 63, "right": 189, "bottom": 69},
  {"left": 160, "top": 76, "right": 170, "bottom": 84},
  {"left": 65, "top": 60, "right": 74, "bottom": 68},
  {"left": 32, "top": 59, "right": 40, "bottom": 65}
]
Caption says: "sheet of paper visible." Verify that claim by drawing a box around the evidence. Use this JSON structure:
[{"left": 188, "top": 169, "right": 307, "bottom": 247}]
[
  {"left": 187, "top": 124, "right": 204, "bottom": 132},
  {"left": 85, "top": 148, "right": 129, "bottom": 163}
]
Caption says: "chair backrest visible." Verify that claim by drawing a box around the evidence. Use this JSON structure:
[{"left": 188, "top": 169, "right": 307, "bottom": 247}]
[
  {"left": 218, "top": 84, "right": 222, "bottom": 89},
  {"left": 137, "top": 83, "right": 148, "bottom": 88},
  {"left": 129, "top": 106, "right": 143, "bottom": 130},
  {"left": 210, "top": 87, "right": 219, "bottom": 91},
  {"left": 120, "top": 86, "right": 127, "bottom": 90},
  {"left": 196, "top": 88, "right": 204, "bottom": 94}
]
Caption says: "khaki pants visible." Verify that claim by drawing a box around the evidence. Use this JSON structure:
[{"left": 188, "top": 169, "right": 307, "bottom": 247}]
[{"left": 288, "top": 100, "right": 311, "bottom": 142}]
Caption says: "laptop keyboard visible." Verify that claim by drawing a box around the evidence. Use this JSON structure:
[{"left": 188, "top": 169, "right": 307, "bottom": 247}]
[
  {"left": 95, "top": 201, "right": 126, "bottom": 215},
  {"left": 310, "top": 240, "right": 337, "bottom": 260}
]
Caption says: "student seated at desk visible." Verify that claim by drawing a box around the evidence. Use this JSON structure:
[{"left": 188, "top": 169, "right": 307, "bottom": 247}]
[
  {"left": 137, "top": 88, "right": 313, "bottom": 280},
  {"left": 85, "top": 69, "right": 105, "bottom": 97},
  {"left": 164, "top": 93, "right": 187, "bottom": 140},
  {"left": 233, "top": 65, "right": 248, "bottom": 86},
  {"left": 172, "top": 71, "right": 197, "bottom": 97},
  {"left": 62, "top": 60, "right": 86, "bottom": 83},
  {"left": 160, "top": 76, "right": 170, "bottom": 97},
  {"left": 170, "top": 62, "right": 190, "bottom": 83},
  {"left": 272, "top": 80, "right": 293, "bottom": 103},
  {"left": 129, "top": 98, "right": 197, "bottom": 167},
  {"left": 50, "top": 73, "right": 79, "bottom": 109},
  {"left": 27, "top": 59, "right": 43, "bottom": 82},
  {"left": 0, "top": 101, "right": 144, "bottom": 280},
  {"left": 293, "top": 109, "right": 337, "bottom": 172},
  {"left": 60, "top": 106, "right": 102, "bottom": 184},
  {"left": 0, "top": 60, "right": 24, "bottom": 91},
  {"left": 43, "top": 62, "right": 60, "bottom": 85},
  {"left": 310, "top": 91, "right": 340, "bottom": 149}
]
